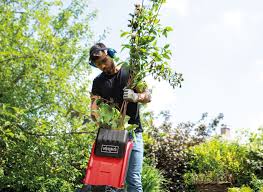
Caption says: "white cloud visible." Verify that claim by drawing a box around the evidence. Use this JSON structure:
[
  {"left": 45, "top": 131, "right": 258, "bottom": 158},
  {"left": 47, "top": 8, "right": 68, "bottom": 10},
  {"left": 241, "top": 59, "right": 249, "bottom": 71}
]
[
  {"left": 223, "top": 10, "right": 243, "bottom": 31},
  {"left": 163, "top": 0, "right": 189, "bottom": 16}
]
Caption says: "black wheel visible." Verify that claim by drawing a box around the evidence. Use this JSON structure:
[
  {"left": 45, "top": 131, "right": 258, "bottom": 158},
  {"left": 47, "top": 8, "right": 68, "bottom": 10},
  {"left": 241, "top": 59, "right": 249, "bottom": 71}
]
[
  {"left": 92, "top": 185, "right": 106, "bottom": 192},
  {"left": 77, "top": 185, "right": 124, "bottom": 192}
]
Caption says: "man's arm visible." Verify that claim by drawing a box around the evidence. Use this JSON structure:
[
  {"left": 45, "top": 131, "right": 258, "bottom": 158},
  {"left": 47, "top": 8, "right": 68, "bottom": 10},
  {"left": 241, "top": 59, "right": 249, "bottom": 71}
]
[{"left": 90, "top": 95, "right": 101, "bottom": 121}]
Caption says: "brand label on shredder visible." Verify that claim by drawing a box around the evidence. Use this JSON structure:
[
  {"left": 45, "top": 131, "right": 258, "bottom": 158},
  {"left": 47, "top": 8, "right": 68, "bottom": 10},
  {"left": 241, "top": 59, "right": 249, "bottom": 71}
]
[{"left": 101, "top": 145, "right": 119, "bottom": 154}]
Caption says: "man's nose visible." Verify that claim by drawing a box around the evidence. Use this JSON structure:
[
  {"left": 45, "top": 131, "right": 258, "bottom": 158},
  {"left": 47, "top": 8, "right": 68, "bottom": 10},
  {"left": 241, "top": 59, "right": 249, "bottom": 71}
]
[{"left": 101, "top": 64, "right": 106, "bottom": 70}]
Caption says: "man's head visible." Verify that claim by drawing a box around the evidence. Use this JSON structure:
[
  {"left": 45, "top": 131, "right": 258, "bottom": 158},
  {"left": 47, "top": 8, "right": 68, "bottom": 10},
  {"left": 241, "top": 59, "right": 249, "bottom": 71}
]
[{"left": 89, "top": 43, "right": 116, "bottom": 75}]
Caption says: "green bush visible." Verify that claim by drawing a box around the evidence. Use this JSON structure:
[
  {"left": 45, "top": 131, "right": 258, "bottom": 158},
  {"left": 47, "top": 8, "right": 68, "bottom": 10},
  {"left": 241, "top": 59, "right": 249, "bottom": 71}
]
[
  {"left": 250, "top": 176, "right": 263, "bottom": 192},
  {"left": 143, "top": 112, "right": 224, "bottom": 191},
  {"left": 185, "top": 138, "right": 249, "bottom": 185},
  {"left": 228, "top": 186, "right": 253, "bottom": 192},
  {"left": 247, "top": 129, "right": 263, "bottom": 182},
  {"left": 142, "top": 161, "right": 168, "bottom": 192},
  {"left": 184, "top": 128, "right": 263, "bottom": 192},
  {"left": 228, "top": 187, "right": 240, "bottom": 192}
]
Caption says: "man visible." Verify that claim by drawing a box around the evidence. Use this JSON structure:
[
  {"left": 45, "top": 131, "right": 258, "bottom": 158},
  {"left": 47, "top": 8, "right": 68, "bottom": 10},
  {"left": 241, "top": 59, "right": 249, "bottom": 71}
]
[{"left": 89, "top": 43, "right": 151, "bottom": 192}]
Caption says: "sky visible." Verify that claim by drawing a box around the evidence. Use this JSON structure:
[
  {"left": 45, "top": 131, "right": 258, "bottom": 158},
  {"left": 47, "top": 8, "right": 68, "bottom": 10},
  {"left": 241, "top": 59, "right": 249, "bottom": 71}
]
[{"left": 87, "top": 0, "right": 263, "bottom": 135}]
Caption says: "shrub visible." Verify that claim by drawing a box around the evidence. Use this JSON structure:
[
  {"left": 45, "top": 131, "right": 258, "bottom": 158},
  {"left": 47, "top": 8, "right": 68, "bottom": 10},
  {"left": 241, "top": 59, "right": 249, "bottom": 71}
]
[
  {"left": 228, "top": 186, "right": 253, "bottom": 192},
  {"left": 184, "top": 128, "right": 263, "bottom": 191},
  {"left": 143, "top": 112, "right": 224, "bottom": 191},
  {"left": 186, "top": 138, "right": 249, "bottom": 185},
  {"left": 247, "top": 128, "right": 263, "bottom": 181},
  {"left": 142, "top": 160, "right": 168, "bottom": 192},
  {"left": 250, "top": 176, "right": 263, "bottom": 192}
]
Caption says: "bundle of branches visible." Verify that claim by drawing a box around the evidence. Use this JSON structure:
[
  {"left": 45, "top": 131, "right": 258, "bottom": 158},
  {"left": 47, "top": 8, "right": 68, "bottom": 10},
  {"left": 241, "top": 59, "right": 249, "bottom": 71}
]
[{"left": 120, "top": 0, "right": 183, "bottom": 91}]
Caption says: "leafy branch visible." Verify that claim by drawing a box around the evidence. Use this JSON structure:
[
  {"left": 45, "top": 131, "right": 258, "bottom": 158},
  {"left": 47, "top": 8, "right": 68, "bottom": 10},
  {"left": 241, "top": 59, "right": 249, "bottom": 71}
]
[{"left": 120, "top": 0, "right": 184, "bottom": 90}]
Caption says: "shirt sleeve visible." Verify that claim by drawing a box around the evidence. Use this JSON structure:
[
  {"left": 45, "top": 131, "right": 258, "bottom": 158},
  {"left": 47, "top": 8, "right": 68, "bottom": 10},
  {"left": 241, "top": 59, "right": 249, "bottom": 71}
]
[{"left": 91, "top": 78, "right": 100, "bottom": 96}]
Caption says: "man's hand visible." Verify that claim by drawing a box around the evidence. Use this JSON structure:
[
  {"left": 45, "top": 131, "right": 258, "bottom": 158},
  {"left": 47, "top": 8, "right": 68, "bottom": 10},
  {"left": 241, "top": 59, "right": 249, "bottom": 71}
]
[
  {"left": 123, "top": 88, "right": 152, "bottom": 103},
  {"left": 123, "top": 88, "right": 139, "bottom": 103}
]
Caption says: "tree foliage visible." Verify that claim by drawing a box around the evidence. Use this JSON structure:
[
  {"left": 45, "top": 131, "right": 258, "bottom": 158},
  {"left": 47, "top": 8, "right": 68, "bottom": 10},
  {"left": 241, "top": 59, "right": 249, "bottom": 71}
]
[
  {"left": 0, "top": 0, "right": 97, "bottom": 191},
  {"left": 120, "top": 0, "right": 183, "bottom": 90}
]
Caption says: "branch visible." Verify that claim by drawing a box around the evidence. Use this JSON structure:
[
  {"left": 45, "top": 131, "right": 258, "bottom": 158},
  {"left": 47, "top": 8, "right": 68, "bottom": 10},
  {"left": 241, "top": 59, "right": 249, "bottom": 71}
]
[{"left": 143, "top": 1, "right": 163, "bottom": 39}]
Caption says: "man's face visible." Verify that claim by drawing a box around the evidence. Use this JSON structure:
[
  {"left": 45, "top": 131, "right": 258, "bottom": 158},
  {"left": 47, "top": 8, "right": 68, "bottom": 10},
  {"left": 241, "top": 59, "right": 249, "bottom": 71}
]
[{"left": 94, "top": 52, "right": 115, "bottom": 75}]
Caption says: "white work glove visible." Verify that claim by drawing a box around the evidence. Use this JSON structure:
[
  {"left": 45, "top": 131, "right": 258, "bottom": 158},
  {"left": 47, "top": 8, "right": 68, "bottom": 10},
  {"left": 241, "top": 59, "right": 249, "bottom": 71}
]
[{"left": 123, "top": 88, "right": 139, "bottom": 103}]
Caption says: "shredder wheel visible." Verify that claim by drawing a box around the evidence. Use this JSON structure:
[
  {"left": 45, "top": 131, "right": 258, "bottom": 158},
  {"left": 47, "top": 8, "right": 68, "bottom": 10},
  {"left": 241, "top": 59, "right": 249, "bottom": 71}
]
[
  {"left": 92, "top": 186, "right": 106, "bottom": 192},
  {"left": 77, "top": 185, "right": 125, "bottom": 192},
  {"left": 77, "top": 185, "right": 104, "bottom": 192}
]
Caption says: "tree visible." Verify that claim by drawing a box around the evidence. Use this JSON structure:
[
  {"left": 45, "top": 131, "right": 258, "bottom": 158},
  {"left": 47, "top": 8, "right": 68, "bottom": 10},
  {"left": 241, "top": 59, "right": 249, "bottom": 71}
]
[{"left": 0, "top": 0, "right": 96, "bottom": 191}]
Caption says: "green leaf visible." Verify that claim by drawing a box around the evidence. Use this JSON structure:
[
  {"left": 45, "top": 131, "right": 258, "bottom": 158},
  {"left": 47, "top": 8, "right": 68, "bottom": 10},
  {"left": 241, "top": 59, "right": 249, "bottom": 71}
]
[
  {"left": 164, "top": 44, "right": 170, "bottom": 49},
  {"left": 163, "top": 53, "right": 170, "bottom": 59},
  {"left": 165, "top": 26, "right": 173, "bottom": 32},
  {"left": 120, "top": 31, "right": 130, "bottom": 37}
]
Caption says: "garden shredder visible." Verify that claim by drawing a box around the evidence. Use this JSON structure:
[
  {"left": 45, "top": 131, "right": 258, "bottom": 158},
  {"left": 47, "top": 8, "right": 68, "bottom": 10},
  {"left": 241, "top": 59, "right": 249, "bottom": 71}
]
[{"left": 82, "top": 127, "right": 133, "bottom": 189}]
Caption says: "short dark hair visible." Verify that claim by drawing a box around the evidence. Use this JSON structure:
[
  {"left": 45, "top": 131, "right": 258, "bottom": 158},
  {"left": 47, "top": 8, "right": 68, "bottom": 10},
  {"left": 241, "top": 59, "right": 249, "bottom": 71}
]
[{"left": 89, "top": 43, "right": 107, "bottom": 62}]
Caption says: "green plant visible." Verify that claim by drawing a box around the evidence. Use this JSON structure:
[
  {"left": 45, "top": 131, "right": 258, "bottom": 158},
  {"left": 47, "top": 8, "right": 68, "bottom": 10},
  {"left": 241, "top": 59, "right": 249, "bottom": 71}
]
[
  {"left": 142, "top": 160, "right": 168, "bottom": 192},
  {"left": 228, "top": 187, "right": 240, "bottom": 192},
  {"left": 250, "top": 176, "right": 263, "bottom": 192},
  {"left": 94, "top": 102, "right": 138, "bottom": 131},
  {"left": 228, "top": 186, "right": 253, "bottom": 192},
  {"left": 143, "top": 112, "right": 224, "bottom": 191},
  {"left": 183, "top": 127, "right": 263, "bottom": 192},
  {"left": 247, "top": 128, "right": 263, "bottom": 180},
  {"left": 186, "top": 138, "right": 249, "bottom": 185}
]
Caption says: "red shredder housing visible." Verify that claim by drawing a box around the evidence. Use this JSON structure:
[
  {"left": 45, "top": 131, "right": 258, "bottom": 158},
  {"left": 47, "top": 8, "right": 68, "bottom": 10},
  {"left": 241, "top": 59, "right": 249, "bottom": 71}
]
[{"left": 83, "top": 136, "right": 133, "bottom": 188}]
